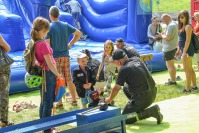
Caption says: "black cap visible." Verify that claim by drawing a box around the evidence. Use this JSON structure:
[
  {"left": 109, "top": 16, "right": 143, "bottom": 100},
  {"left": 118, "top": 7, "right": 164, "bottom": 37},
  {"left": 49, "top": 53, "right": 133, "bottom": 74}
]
[
  {"left": 111, "top": 49, "right": 127, "bottom": 61},
  {"left": 115, "top": 38, "right": 124, "bottom": 45}
]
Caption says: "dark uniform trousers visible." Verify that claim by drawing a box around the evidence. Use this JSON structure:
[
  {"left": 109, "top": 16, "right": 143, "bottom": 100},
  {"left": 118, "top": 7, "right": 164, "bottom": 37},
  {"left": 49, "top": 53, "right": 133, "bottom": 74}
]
[{"left": 122, "top": 85, "right": 157, "bottom": 124}]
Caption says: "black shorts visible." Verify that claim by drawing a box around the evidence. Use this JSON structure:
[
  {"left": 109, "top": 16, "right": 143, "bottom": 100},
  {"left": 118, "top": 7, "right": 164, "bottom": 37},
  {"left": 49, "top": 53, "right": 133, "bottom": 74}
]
[{"left": 163, "top": 48, "right": 177, "bottom": 61}]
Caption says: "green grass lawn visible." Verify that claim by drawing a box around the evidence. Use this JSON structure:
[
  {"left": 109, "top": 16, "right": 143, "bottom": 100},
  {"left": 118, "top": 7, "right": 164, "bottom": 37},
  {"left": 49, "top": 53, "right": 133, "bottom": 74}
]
[
  {"left": 3, "top": 1, "right": 196, "bottom": 131},
  {"left": 153, "top": 0, "right": 190, "bottom": 12},
  {"left": 6, "top": 61, "right": 199, "bottom": 132}
]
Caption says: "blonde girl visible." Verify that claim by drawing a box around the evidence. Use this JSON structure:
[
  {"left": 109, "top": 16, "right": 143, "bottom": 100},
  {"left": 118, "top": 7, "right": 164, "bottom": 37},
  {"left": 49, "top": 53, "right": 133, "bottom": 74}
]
[
  {"left": 96, "top": 40, "right": 116, "bottom": 95},
  {"left": 30, "top": 17, "right": 61, "bottom": 133}
]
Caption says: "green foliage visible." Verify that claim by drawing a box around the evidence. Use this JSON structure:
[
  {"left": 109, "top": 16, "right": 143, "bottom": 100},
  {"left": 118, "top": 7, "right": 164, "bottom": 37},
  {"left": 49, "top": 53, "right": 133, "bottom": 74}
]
[{"left": 153, "top": 0, "right": 190, "bottom": 12}]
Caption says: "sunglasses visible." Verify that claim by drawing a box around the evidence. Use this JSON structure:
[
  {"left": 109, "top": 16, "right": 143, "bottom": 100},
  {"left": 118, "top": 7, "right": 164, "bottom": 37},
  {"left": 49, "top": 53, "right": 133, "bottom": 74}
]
[{"left": 179, "top": 16, "right": 185, "bottom": 19}]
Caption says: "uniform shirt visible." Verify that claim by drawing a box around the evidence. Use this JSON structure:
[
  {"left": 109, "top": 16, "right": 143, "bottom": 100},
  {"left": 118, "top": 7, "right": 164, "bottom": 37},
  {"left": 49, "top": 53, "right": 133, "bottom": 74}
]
[
  {"left": 46, "top": 21, "right": 76, "bottom": 58},
  {"left": 35, "top": 41, "right": 56, "bottom": 70},
  {"left": 116, "top": 57, "right": 154, "bottom": 94},
  {"left": 162, "top": 21, "right": 178, "bottom": 52},
  {"left": 121, "top": 44, "right": 140, "bottom": 58}
]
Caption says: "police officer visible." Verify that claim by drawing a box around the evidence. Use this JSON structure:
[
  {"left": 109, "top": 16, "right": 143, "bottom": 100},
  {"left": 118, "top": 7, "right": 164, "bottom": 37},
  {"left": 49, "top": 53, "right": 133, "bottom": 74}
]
[
  {"left": 115, "top": 38, "right": 140, "bottom": 58},
  {"left": 104, "top": 49, "right": 163, "bottom": 124}
]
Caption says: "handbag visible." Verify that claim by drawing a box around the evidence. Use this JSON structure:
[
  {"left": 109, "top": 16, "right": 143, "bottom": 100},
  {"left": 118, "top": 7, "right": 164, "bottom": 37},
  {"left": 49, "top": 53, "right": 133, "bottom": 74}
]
[
  {"left": 148, "top": 38, "right": 155, "bottom": 47},
  {"left": 0, "top": 47, "right": 14, "bottom": 70}
]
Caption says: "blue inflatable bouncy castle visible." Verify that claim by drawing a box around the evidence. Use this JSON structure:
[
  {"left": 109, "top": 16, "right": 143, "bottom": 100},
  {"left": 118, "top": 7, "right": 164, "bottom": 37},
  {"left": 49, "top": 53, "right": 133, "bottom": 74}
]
[{"left": 0, "top": 0, "right": 166, "bottom": 94}]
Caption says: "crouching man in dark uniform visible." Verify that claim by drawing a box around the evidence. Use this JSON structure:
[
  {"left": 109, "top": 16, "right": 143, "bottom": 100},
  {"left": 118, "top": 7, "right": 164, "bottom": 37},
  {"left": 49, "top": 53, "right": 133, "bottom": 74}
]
[{"left": 104, "top": 49, "right": 163, "bottom": 124}]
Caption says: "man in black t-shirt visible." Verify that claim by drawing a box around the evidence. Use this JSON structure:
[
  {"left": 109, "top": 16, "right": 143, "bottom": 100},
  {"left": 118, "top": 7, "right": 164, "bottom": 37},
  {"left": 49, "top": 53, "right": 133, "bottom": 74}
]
[
  {"left": 114, "top": 38, "right": 140, "bottom": 58},
  {"left": 104, "top": 49, "right": 163, "bottom": 124}
]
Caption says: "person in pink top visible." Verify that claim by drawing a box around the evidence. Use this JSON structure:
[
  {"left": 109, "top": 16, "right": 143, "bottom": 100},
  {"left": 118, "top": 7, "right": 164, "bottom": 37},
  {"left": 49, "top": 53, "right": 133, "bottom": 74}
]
[
  {"left": 193, "top": 12, "right": 199, "bottom": 71},
  {"left": 30, "top": 17, "right": 61, "bottom": 133}
]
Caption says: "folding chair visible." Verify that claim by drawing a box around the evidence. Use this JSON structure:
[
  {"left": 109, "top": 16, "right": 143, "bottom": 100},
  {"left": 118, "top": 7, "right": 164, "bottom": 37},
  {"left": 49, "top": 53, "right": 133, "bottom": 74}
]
[{"left": 140, "top": 54, "right": 153, "bottom": 72}]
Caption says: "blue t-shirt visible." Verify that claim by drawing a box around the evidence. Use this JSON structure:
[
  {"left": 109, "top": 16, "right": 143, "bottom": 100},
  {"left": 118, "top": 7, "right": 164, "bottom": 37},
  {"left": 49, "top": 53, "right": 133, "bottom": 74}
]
[{"left": 46, "top": 21, "right": 76, "bottom": 58}]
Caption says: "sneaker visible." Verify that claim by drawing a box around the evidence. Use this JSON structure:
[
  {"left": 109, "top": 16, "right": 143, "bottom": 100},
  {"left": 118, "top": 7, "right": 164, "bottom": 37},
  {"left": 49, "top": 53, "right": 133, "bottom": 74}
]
[
  {"left": 176, "top": 76, "right": 182, "bottom": 81},
  {"left": 181, "top": 88, "right": 191, "bottom": 93},
  {"left": 164, "top": 80, "right": 177, "bottom": 86},
  {"left": 191, "top": 87, "right": 198, "bottom": 91}
]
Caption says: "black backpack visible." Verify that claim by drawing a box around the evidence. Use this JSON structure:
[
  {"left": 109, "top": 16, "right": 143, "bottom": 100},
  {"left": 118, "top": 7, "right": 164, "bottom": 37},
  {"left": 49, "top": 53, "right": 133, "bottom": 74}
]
[
  {"left": 23, "top": 38, "right": 43, "bottom": 76},
  {"left": 88, "top": 58, "right": 104, "bottom": 81},
  {"left": 192, "top": 32, "right": 199, "bottom": 53}
]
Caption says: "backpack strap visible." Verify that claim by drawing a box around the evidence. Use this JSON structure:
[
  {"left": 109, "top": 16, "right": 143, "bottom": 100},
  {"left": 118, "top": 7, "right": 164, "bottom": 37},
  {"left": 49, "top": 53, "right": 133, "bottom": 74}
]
[
  {"left": 33, "top": 38, "right": 47, "bottom": 104},
  {"left": 30, "top": 38, "right": 43, "bottom": 66}
]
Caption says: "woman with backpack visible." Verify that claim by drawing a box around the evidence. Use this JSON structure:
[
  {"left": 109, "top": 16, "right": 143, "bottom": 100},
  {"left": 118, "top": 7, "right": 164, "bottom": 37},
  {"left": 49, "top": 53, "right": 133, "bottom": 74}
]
[
  {"left": 30, "top": 17, "right": 61, "bottom": 133},
  {"left": 177, "top": 10, "right": 198, "bottom": 93}
]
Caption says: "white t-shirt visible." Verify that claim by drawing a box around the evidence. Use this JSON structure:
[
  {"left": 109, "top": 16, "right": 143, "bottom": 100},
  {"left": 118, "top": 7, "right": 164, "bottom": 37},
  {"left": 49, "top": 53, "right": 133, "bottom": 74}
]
[
  {"left": 162, "top": 21, "right": 178, "bottom": 52},
  {"left": 67, "top": 0, "right": 81, "bottom": 13}
]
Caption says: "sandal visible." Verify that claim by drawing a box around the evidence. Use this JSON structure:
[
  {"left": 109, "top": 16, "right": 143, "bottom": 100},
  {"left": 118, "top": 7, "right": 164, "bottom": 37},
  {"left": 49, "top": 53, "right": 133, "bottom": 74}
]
[
  {"left": 20, "top": 102, "right": 28, "bottom": 109},
  {"left": 13, "top": 102, "right": 23, "bottom": 113},
  {"left": 26, "top": 101, "right": 37, "bottom": 109},
  {"left": 71, "top": 101, "right": 78, "bottom": 106},
  {"left": 29, "top": 101, "right": 37, "bottom": 109},
  {"left": 55, "top": 104, "right": 64, "bottom": 109},
  {"left": 1, "top": 121, "right": 14, "bottom": 127}
]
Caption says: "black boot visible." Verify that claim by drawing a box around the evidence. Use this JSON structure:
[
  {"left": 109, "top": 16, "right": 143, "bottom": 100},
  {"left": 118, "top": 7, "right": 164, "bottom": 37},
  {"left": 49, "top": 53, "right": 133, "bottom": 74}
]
[{"left": 138, "top": 104, "right": 163, "bottom": 124}]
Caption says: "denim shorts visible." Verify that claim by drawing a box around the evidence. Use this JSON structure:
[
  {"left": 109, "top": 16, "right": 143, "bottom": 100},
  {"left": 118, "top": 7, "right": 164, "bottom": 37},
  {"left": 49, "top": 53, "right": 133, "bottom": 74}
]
[{"left": 81, "top": 90, "right": 93, "bottom": 105}]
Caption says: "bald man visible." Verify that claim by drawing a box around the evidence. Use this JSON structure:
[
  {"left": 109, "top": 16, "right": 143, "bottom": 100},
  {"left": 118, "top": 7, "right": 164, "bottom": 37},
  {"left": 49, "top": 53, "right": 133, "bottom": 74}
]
[{"left": 159, "top": 14, "right": 178, "bottom": 86}]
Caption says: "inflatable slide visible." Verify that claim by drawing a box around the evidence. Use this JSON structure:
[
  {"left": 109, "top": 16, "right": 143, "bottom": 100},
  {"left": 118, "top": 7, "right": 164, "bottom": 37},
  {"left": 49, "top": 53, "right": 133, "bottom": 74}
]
[{"left": 0, "top": 0, "right": 166, "bottom": 94}]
